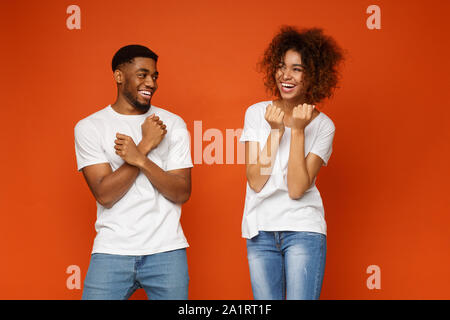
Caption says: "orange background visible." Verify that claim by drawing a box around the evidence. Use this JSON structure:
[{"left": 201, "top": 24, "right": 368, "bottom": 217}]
[{"left": 1, "top": 0, "right": 449, "bottom": 299}]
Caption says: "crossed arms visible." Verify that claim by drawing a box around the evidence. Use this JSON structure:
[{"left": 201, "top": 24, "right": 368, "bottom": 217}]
[{"left": 81, "top": 115, "right": 191, "bottom": 209}]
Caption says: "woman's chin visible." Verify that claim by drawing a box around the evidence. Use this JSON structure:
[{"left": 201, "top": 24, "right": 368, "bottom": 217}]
[{"left": 279, "top": 93, "right": 303, "bottom": 103}]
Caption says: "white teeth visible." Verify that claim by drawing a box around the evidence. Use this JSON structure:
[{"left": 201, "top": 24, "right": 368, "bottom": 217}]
[
  {"left": 282, "top": 83, "right": 294, "bottom": 88},
  {"left": 140, "top": 91, "right": 151, "bottom": 96}
]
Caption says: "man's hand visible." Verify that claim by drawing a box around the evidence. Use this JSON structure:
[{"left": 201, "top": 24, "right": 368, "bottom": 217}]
[
  {"left": 265, "top": 104, "right": 285, "bottom": 135},
  {"left": 291, "top": 103, "right": 315, "bottom": 131},
  {"left": 114, "top": 133, "right": 147, "bottom": 167},
  {"left": 140, "top": 114, "right": 167, "bottom": 154}
]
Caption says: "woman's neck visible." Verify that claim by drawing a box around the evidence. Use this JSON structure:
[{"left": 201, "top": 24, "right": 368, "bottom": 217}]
[{"left": 274, "top": 97, "right": 306, "bottom": 113}]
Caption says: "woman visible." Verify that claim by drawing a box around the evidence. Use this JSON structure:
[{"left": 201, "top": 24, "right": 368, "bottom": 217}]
[{"left": 239, "top": 26, "right": 344, "bottom": 300}]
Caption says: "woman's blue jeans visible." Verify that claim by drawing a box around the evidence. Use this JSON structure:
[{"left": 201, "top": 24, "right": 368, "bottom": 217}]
[
  {"left": 81, "top": 248, "right": 189, "bottom": 300},
  {"left": 246, "top": 231, "right": 326, "bottom": 300}
]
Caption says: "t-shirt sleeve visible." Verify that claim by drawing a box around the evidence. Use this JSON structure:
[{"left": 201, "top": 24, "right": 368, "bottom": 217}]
[
  {"left": 239, "top": 106, "right": 260, "bottom": 142},
  {"left": 166, "top": 118, "right": 193, "bottom": 171},
  {"left": 74, "top": 119, "right": 109, "bottom": 171},
  {"left": 309, "top": 119, "right": 335, "bottom": 166}
]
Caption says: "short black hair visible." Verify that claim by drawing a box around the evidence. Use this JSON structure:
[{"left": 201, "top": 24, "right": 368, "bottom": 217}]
[{"left": 111, "top": 44, "right": 158, "bottom": 71}]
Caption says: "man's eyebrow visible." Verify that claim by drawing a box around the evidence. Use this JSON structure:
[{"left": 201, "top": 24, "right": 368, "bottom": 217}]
[{"left": 136, "top": 68, "right": 159, "bottom": 76}]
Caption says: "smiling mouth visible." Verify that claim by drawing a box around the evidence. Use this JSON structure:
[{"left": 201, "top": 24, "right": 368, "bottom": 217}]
[
  {"left": 280, "top": 82, "right": 296, "bottom": 93},
  {"left": 138, "top": 90, "right": 152, "bottom": 99}
]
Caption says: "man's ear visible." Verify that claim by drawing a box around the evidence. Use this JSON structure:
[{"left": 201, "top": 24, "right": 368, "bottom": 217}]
[{"left": 114, "top": 69, "right": 123, "bottom": 84}]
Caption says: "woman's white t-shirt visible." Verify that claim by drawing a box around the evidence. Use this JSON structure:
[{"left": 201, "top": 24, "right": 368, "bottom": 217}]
[{"left": 239, "top": 101, "right": 335, "bottom": 239}]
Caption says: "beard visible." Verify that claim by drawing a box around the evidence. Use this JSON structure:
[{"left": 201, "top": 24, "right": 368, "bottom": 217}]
[{"left": 123, "top": 87, "right": 151, "bottom": 113}]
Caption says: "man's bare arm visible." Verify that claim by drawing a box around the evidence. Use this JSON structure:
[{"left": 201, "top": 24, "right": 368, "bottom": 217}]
[
  {"left": 81, "top": 142, "right": 152, "bottom": 209},
  {"left": 139, "top": 163, "right": 191, "bottom": 204},
  {"left": 114, "top": 133, "right": 191, "bottom": 204}
]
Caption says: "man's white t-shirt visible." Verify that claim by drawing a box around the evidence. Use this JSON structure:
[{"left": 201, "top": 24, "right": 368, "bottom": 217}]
[
  {"left": 74, "top": 105, "right": 193, "bottom": 255},
  {"left": 239, "top": 101, "right": 335, "bottom": 239}
]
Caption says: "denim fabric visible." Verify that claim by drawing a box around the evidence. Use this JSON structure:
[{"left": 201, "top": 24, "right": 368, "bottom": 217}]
[
  {"left": 246, "top": 231, "right": 326, "bottom": 300},
  {"left": 82, "top": 248, "right": 189, "bottom": 300}
]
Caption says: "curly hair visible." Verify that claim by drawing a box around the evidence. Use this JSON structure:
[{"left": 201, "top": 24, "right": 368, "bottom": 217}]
[{"left": 259, "top": 26, "right": 344, "bottom": 104}]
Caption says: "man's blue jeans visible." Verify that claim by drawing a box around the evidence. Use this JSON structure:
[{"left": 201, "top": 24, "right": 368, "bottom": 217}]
[
  {"left": 246, "top": 231, "right": 326, "bottom": 300},
  {"left": 81, "top": 248, "right": 189, "bottom": 300}
]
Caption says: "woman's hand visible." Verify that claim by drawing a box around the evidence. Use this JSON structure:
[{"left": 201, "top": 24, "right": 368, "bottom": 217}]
[
  {"left": 265, "top": 104, "right": 285, "bottom": 135},
  {"left": 291, "top": 103, "right": 315, "bottom": 131}
]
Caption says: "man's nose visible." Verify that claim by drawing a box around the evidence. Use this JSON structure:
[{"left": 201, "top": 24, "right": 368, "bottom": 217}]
[{"left": 144, "top": 75, "right": 155, "bottom": 87}]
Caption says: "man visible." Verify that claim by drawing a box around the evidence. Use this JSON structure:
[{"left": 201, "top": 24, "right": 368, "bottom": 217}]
[{"left": 74, "top": 45, "right": 192, "bottom": 300}]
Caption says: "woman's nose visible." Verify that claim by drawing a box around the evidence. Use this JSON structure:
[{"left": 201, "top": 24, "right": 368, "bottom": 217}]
[{"left": 281, "top": 69, "right": 292, "bottom": 80}]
